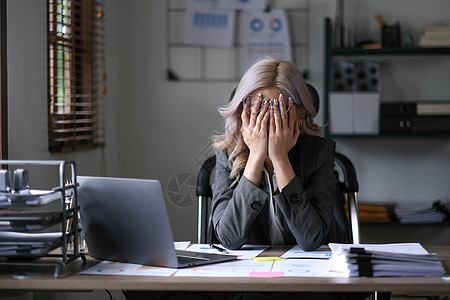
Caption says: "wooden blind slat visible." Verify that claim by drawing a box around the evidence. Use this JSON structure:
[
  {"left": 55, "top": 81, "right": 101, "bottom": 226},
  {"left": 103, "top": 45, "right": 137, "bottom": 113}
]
[{"left": 48, "top": 0, "right": 105, "bottom": 152}]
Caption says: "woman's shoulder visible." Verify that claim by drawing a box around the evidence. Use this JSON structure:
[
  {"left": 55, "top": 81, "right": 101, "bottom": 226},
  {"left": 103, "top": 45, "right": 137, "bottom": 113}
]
[
  {"left": 214, "top": 148, "right": 233, "bottom": 170},
  {"left": 214, "top": 147, "right": 228, "bottom": 159},
  {"left": 298, "top": 134, "right": 335, "bottom": 149}
]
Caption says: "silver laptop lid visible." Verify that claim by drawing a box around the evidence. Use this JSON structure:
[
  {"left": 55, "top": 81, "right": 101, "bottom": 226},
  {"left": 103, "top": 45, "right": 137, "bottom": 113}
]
[{"left": 77, "top": 176, "right": 179, "bottom": 268}]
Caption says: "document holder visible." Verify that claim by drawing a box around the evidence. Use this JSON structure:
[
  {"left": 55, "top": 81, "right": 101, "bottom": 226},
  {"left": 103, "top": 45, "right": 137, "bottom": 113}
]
[{"left": 0, "top": 160, "right": 86, "bottom": 278}]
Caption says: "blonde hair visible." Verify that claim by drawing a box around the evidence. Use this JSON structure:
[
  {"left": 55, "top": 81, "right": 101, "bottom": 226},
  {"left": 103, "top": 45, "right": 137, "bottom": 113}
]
[{"left": 213, "top": 57, "right": 322, "bottom": 186}]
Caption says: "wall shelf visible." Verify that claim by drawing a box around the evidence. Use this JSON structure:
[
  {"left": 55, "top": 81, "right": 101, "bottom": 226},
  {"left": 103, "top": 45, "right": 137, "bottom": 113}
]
[
  {"left": 323, "top": 17, "right": 450, "bottom": 139},
  {"left": 330, "top": 47, "right": 450, "bottom": 56}
]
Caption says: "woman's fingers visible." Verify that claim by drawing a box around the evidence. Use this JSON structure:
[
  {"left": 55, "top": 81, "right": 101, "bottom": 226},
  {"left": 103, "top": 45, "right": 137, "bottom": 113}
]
[
  {"left": 249, "top": 94, "right": 263, "bottom": 127},
  {"left": 241, "top": 97, "right": 250, "bottom": 126},
  {"left": 261, "top": 105, "right": 270, "bottom": 132},
  {"left": 279, "top": 94, "right": 289, "bottom": 129},
  {"left": 288, "top": 97, "right": 297, "bottom": 132},
  {"left": 255, "top": 98, "right": 267, "bottom": 123}
]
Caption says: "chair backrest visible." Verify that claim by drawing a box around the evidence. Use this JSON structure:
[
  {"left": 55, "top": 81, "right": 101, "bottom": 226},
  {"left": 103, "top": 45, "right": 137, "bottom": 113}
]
[
  {"left": 196, "top": 84, "right": 360, "bottom": 244},
  {"left": 196, "top": 155, "right": 216, "bottom": 243},
  {"left": 333, "top": 152, "right": 360, "bottom": 244}
]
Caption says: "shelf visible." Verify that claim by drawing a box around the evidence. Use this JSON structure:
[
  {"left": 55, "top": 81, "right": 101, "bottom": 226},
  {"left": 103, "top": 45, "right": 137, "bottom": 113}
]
[
  {"left": 323, "top": 18, "right": 450, "bottom": 139},
  {"left": 328, "top": 134, "right": 450, "bottom": 139},
  {"left": 330, "top": 47, "right": 450, "bottom": 56},
  {"left": 362, "top": 221, "right": 450, "bottom": 226}
]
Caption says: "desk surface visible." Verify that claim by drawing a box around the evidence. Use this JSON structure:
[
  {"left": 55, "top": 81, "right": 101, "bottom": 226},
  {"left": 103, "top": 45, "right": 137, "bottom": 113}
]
[{"left": 1, "top": 246, "right": 450, "bottom": 293}]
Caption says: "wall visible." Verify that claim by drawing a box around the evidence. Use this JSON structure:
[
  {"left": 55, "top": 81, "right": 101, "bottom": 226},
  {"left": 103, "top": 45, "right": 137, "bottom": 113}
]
[{"left": 5, "top": 0, "right": 450, "bottom": 244}]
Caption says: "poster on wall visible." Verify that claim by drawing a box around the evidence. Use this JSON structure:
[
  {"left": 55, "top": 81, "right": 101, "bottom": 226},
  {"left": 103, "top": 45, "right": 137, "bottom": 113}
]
[
  {"left": 239, "top": 9, "right": 292, "bottom": 74},
  {"left": 218, "top": 0, "right": 267, "bottom": 11},
  {"left": 184, "top": 0, "right": 236, "bottom": 48}
]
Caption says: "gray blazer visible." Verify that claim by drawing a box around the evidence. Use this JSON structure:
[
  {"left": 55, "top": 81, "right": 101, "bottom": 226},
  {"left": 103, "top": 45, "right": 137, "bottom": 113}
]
[{"left": 211, "top": 135, "right": 348, "bottom": 250}]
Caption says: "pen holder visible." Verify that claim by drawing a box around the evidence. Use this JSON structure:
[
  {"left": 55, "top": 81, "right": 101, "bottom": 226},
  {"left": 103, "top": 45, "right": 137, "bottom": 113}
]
[
  {"left": 65, "top": 219, "right": 86, "bottom": 255},
  {"left": 382, "top": 24, "right": 401, "bottom": 48}
]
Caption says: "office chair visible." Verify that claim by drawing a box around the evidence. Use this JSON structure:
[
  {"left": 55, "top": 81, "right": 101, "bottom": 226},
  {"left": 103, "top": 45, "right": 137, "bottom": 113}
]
[{"left": 196, "top": 84, "right": 360, "bottom": 245}]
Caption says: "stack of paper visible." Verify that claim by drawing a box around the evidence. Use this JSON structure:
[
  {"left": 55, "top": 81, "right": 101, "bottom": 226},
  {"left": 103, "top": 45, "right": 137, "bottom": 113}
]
[
  {"left": 419, "top": 23, "right": 450, "bottom": 47},
  {"left": 394, "top": 197, "right": 450, "bottom": 224},
  {"left": 0, "top": 189, "right": 63, "bottom": 208},
  {"left": 329, "top": 243, "right": 445, "bottom": 277}
]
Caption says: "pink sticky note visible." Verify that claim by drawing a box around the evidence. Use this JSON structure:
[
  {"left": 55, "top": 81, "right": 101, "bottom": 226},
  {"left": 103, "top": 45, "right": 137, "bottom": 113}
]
[{"left": 249, "top": 271, "right": 284, "bottom": 277}]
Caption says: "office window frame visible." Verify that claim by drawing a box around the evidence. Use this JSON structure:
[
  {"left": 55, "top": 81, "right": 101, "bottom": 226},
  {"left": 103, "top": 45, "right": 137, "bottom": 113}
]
[{"left": 48, "top": 0, "right": 105, "bottom": 153}]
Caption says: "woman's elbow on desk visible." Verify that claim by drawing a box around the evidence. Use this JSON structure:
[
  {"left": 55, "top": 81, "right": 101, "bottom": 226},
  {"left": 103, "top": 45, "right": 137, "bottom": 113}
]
[
  {"left": 214, "top": 226, "right": 246, "bottom": 250},
  {"left": 292, "top": 228, "right": 326, "bottom": 251}
]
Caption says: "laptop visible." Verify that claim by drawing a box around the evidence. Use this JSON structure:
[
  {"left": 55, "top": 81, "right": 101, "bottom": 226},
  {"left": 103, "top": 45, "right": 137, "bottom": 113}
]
[{"left": 77, "top": 176, "right": 237, "bottom": 268}]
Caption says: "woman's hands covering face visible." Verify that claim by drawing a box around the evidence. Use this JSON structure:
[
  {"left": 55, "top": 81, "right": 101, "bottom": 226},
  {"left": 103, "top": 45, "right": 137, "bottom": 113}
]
[
  {"left": 240, "top": 94, "right": 270, "bottom": 161},
  {"left": 241, "top": 94, "right": 300, "bottom": 162},
  {"left": 268, "top": 95, "right": 300, "bottom": 163}
]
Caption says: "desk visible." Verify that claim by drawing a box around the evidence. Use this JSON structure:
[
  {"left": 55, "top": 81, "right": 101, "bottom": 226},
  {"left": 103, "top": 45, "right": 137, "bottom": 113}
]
[{"left": 0, "top": 246, "right": 449, "bottom": 294}]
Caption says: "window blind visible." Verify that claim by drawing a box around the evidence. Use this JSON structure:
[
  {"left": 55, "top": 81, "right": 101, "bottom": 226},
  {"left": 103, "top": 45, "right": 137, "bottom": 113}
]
[{"left": 48, "top": 0, "right": 105, "bottom": 152}]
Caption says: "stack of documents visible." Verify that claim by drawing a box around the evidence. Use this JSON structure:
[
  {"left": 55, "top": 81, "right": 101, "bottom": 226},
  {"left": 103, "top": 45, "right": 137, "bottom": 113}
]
[
  {"left": 394, "top": 197, "right": 450, "bottom": 224},
  {"left": 329, "top": 243, "right": 445, "bottom": 277},
  {"left": 419, "top": 23, "right": 450, "bottom": 47},
  {"left": 0, "top": 231, "right": 62, "bottom": 257},
  {"left": 0, "top": 189, "right": 63, "bottom": 208}
]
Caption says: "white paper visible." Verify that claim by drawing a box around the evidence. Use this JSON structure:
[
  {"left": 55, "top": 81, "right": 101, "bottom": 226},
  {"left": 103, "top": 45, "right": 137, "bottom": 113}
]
[
  {"left": 174, "top": 259, "right": 274, "bottom": 277},
  {"left": 239, "top": 9, "right": 292, "bottom": 74},
  {"left": 272, "top": 259, "right": 347, "bottom": 277},
  {"left": 329, "top": 243, "right": 430, "bottom": 256},
  {"left": 79, "top": 260, "right": 177, "bottom": 277},
  {"left": 174, "top": 241, "right": 191, "bottom": 250},
  {"left": 184, "top": 0, "right": 235, "bottom": 48},
  {"left": 281, "top": 245, "right": 332, "bottom": 259},
  {"left": 187, "top": 243, "right": 268, "bottom": 260}
]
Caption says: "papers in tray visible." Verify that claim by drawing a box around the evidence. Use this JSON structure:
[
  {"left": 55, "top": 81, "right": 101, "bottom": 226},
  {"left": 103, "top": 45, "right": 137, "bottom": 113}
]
[
  {"left": 0, "top": 231, "right": 63, "bottom": 257},
  {"left": 329, "top": 243, "right": 445, "bottom": 277},
  {"left": 0, "top": 189, "right": 67, "bottom": 208}
]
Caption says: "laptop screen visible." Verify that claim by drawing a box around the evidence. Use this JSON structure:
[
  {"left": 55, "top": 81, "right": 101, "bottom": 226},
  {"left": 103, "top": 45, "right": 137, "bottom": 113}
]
[{"left": 77, "top": 176, "right": 179, "bottom": 267}]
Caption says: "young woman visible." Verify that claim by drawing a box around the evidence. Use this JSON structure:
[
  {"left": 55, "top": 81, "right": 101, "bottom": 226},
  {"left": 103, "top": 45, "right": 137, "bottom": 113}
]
[{"left": 211, "top": 57, "right": 349, "bottom": 250}]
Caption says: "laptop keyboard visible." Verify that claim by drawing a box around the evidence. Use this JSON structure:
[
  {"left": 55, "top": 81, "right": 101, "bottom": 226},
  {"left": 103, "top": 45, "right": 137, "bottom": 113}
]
[{"left": 177, "top": 253, "right": 210, "bottom": 265}]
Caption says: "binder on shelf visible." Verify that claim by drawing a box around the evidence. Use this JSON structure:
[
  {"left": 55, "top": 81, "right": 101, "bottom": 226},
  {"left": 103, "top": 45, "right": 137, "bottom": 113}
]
[{"left": 380, "top": 102, "right": 450, "bottom": 134}]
